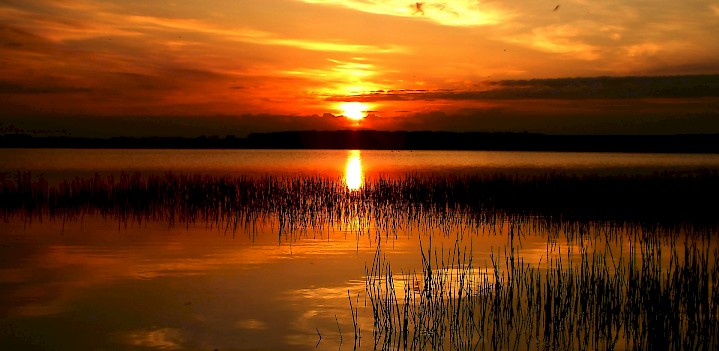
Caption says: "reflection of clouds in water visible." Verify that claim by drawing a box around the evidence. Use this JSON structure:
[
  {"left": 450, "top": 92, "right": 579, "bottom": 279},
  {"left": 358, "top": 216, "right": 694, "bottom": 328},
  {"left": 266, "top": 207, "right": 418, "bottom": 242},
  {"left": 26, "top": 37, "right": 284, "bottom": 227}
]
[
  {"left": 285, "top": 282, "right": 371, "bottom": 350},
  {"left": 123, "top": 327, "right": 183, "bottom": 350},
  {"left": 291, "top": 279, "right": 365, "bottom": 300},
  {"left": 235, "top": 318, "right": 267, "bottom": 330},
  {"left": 0, "top": 217, "right": 300, "bottom": 316},
  {"left": 7, "top": 297, "right": 68, "bottom": 317},
  {"left": 368, "top": 268, "right": 495, "bottom": 301},
  {"left": 0, "top": 217, "right": 383, "bottom": 319}
]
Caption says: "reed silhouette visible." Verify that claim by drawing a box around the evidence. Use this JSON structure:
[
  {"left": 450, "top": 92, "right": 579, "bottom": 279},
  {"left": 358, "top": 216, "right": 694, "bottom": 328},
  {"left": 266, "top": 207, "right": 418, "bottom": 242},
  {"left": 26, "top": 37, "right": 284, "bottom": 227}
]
[
  {"left": 2, "top": 170, "right": 718, "bottom": 232},
  {"left": 365, "top": 233, "right": 719, "bottom": 350}
]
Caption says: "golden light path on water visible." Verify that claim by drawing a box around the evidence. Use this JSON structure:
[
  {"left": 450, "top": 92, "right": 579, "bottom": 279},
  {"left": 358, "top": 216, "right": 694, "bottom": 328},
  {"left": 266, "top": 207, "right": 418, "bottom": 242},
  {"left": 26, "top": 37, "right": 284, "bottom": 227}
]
[{"left": 344, "top": 150, "right": 363, "bottom": 190}]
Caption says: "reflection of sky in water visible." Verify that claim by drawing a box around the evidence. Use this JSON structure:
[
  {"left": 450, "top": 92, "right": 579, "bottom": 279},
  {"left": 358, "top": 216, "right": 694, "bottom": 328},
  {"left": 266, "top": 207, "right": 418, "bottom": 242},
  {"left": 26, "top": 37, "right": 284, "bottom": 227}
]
[
  {"left": 0, "top": 217, "right": 705, "bottom": 350},
  {"left": 5, "top": 149, "right": 719, "bottom": 184},
  {"left": 0, "top": 198, "right": 712, "bottom": 349},
  {"left": 123, "top": 328, "right": 183, "bottom": 350},
  {"left": 0, "top": 217, "right": 417, "bottom": 350}
]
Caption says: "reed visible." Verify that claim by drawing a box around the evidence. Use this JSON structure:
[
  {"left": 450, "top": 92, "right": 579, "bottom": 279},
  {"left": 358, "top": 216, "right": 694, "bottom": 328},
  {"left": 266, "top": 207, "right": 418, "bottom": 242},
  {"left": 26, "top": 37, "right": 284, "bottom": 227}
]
[
  {"left": 2, "top": 171, "right": 718, "bottom": 235},
  {"left": 364, "top": 231, "right": 719, "bottom": 350}
]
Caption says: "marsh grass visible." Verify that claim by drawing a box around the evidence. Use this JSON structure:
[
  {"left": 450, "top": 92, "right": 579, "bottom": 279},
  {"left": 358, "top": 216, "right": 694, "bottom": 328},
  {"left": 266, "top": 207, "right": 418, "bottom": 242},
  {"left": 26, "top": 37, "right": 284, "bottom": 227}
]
[
  {"left": 2, "top": 171, "right": 718, "bottom": 234},
  {"left": 364, "top": 231, "right": 719, "bottom": 350}
]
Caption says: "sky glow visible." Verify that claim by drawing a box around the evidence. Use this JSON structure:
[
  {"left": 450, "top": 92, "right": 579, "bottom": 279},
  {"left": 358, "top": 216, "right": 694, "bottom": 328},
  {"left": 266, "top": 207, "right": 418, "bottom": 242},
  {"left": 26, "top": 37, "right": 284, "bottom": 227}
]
[{"left": 1, "top": 0, "right": 718, "bottom": 136}]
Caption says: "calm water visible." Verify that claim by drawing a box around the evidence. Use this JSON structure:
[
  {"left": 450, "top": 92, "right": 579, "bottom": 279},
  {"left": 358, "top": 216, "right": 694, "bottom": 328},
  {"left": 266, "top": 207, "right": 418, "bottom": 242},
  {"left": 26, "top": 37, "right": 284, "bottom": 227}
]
[
  {"left": 3, "top": 149, "right": 719, "bottom": 180},
  {"left": 1, "top": 149, "right": 718, "bottom": 350}
]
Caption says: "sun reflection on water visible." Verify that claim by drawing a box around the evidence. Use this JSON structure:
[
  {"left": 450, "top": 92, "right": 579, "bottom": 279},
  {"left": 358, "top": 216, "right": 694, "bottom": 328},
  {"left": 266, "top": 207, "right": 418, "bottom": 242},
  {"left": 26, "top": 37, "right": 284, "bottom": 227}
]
[{"left": 344, "top": 150, "right": 363, "bottom": 190}]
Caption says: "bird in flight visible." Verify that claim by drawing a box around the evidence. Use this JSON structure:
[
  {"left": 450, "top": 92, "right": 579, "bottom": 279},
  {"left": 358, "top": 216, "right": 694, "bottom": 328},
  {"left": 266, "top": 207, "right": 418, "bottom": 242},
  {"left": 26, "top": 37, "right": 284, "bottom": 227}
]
[
  {"left": 553, "top": 4, "right": 561, "bottom": 11},
  {"left": 415, "top": 2, "right": 425, "bottom": 15}
]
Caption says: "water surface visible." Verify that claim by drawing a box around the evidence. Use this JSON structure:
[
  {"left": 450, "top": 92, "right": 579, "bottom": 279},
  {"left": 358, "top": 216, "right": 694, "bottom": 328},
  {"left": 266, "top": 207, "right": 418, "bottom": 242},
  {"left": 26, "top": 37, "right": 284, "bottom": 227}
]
[
  {"left": 1, "top": 149, "right": 717, "bottom": 350},
  {"left": 3, "top": 149, "right": 719, "bottom": 180}
]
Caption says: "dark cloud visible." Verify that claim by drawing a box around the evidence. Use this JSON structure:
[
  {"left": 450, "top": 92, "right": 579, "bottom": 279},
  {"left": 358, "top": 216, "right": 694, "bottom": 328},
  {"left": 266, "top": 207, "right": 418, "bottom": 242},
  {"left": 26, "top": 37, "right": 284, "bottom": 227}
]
[
  {"left": 165, "top": 67, "right": 227, "bottom": 80},
  {"left": 368, "top": 108, "right": 719, "bottom": 135},
  {"left": 3, "top": 74, "right": 718, "bottom": 137},
  {"left": 4, "top": 99, "right": 719, "bottom": 137},
  {"left": 640, "top": 62, "right": 719, "bottom": 76},
  {"left": 108, "top": 72, "right": 173, "bottom": 91},
  {"left": 0, "top": 25, "right": 53, "bottom": 52},
  {"left": 0, "top": 81, "right": 92, "bottom": 94},
  {"left": 0, "top": 114, "right": 359, "bottom": 138},
  {"left": 491, "top": 75, "right": 719, "bottom": 99},
  {"left": 327, "top": 75, "right": 719, "bottom": 102}
]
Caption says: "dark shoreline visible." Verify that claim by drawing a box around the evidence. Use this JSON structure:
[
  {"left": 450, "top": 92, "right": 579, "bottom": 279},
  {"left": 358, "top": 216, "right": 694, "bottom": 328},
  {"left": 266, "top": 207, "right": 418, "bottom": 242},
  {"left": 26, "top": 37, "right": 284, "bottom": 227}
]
[{"left": 3, "top": 130, "right": 719, "bottom": 153}]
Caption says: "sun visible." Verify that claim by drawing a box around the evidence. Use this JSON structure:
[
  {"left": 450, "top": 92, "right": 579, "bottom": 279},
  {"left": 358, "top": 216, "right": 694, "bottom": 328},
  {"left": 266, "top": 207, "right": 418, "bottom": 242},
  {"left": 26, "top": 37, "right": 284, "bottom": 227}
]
[{"left": 339, "top": 102, "right": 368, "bottom": 121}]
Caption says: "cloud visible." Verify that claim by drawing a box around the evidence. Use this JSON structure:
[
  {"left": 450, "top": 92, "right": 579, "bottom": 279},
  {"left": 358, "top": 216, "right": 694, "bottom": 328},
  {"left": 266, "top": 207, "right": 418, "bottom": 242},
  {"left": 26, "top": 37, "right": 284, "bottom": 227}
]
[
  {"left": 5, "top": 95, "right": 719, "bottom": 137},
  {"left": 0, "top": 24, "right": 52, "bottom": 51},
  {"left": 711, "top": 4, "right": 719, "bottom": 16},
  {"left": 0, "top": 114, "right": 367, "bottom": 137},
  {"left": 0, "top": 2, "right": 406, "bottom": 117},
  {"left": 326, "top": 75, "right": 719, "bottom": 102},
  {"left": 2, "top": 0, "right": 718, "bottom": 125},
  {"left": 624, "top": 43, "right": 662, "bottom": 57},
  {"left": 639, "top": 62, "right": 719, "bottom": 76},
  {"left": 366, "top": 103, "right": 719, "bottom": 135},
  {"left": 0, "top": 81, "right": 92, "bottom": 94},
  {"left": 281, "top": 58, "right": 390, "bottom": 97},
  {"left": 123, "top": 14, "right": 405, "bottom": 53},
  {"left": 0, "top": 3, "right": 403, "bottom": 54},
  {"left": 256, "top": 37, "right": 404, "bottom": 53},
  {"left": 145, "top": 14, "right": 401, "bottom": 53},
  {"left": 506, "top": 23, "right": 599, "bottom": 61},
  {"left": 300, "top": 0, "right": 511, "bottom": 26}
]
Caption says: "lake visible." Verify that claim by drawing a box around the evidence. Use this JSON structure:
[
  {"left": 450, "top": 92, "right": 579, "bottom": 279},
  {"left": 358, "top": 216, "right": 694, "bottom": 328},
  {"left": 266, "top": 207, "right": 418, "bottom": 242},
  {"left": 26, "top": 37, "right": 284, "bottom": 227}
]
[
  {"left": 1, "top": 149, "right": 718, "bottom": 350},
  {"left": 4, "top": 149, "right": 719, "bottom": 179}
]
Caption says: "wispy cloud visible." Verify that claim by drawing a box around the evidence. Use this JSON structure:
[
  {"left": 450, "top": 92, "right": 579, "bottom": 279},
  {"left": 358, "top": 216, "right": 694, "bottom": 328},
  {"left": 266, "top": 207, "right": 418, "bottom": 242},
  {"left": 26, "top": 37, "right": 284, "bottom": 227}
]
[
  {"left": 299, "top": 0, "right": 511, "bottom": 26},
  {"left": 281, "top": 58, "right": 393, "bottom": 96},
  {"left": 1, "top": 2, "right": 403, "bottom": 54},
  {"left": 120, "top": 15, "right": 405, "bottom": 53},
  {"left": 507, "top": 23, "right": 599, "bottom": 60},
  {"left": 0, "top": 0, "right": 409, "bottom": 117},
  {"left": 253, "top": 37, "right": 404, "bottom": 53},
  {"left": 711, "top": 4, "right": 719, "bottom": 16}
]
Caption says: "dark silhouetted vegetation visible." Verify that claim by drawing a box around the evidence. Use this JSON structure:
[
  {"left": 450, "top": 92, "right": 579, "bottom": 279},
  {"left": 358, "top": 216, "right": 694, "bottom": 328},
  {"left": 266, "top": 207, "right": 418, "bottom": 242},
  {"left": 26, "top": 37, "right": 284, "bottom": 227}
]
[
  {"left": 2, "top": 170, "right": 718, "bottom": 231},
  {"left": 365, "top": 236, "right": 719, "bottom": 350}
]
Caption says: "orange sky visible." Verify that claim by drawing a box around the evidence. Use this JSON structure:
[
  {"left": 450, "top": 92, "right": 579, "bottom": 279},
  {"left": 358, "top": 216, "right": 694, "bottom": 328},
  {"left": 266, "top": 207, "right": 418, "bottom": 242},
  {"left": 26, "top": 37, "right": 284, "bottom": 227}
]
[{"left": 1, "top": 0, "right": 719, "bottom": 135}]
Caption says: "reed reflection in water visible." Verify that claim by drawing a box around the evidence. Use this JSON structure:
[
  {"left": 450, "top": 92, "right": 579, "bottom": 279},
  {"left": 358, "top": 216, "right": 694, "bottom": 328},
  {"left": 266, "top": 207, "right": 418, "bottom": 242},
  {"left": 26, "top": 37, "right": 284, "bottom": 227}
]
[{"left": 344, "top": 150, "right": 364, "bottom": 191}]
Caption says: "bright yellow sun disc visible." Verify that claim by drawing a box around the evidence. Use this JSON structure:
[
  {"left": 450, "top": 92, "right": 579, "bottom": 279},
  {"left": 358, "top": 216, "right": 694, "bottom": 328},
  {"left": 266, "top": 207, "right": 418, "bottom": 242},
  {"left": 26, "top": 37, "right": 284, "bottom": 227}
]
[{"left": 339, "top": 102, "right": 367, "bottom": 121}]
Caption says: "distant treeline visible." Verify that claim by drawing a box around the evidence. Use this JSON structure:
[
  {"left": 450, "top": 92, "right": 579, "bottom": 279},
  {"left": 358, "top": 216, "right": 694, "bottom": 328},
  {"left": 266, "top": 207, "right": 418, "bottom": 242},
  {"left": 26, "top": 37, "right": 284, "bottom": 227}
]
[{"left": 2, "top": 131, "right": 719, "bottom": 153}]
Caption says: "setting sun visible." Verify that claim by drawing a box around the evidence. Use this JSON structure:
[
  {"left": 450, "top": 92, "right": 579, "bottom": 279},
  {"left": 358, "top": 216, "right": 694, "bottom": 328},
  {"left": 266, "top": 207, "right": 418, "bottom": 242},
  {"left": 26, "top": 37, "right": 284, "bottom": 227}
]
[{"left": 339, "top": 102, "right": 368, "bottom": 121}]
